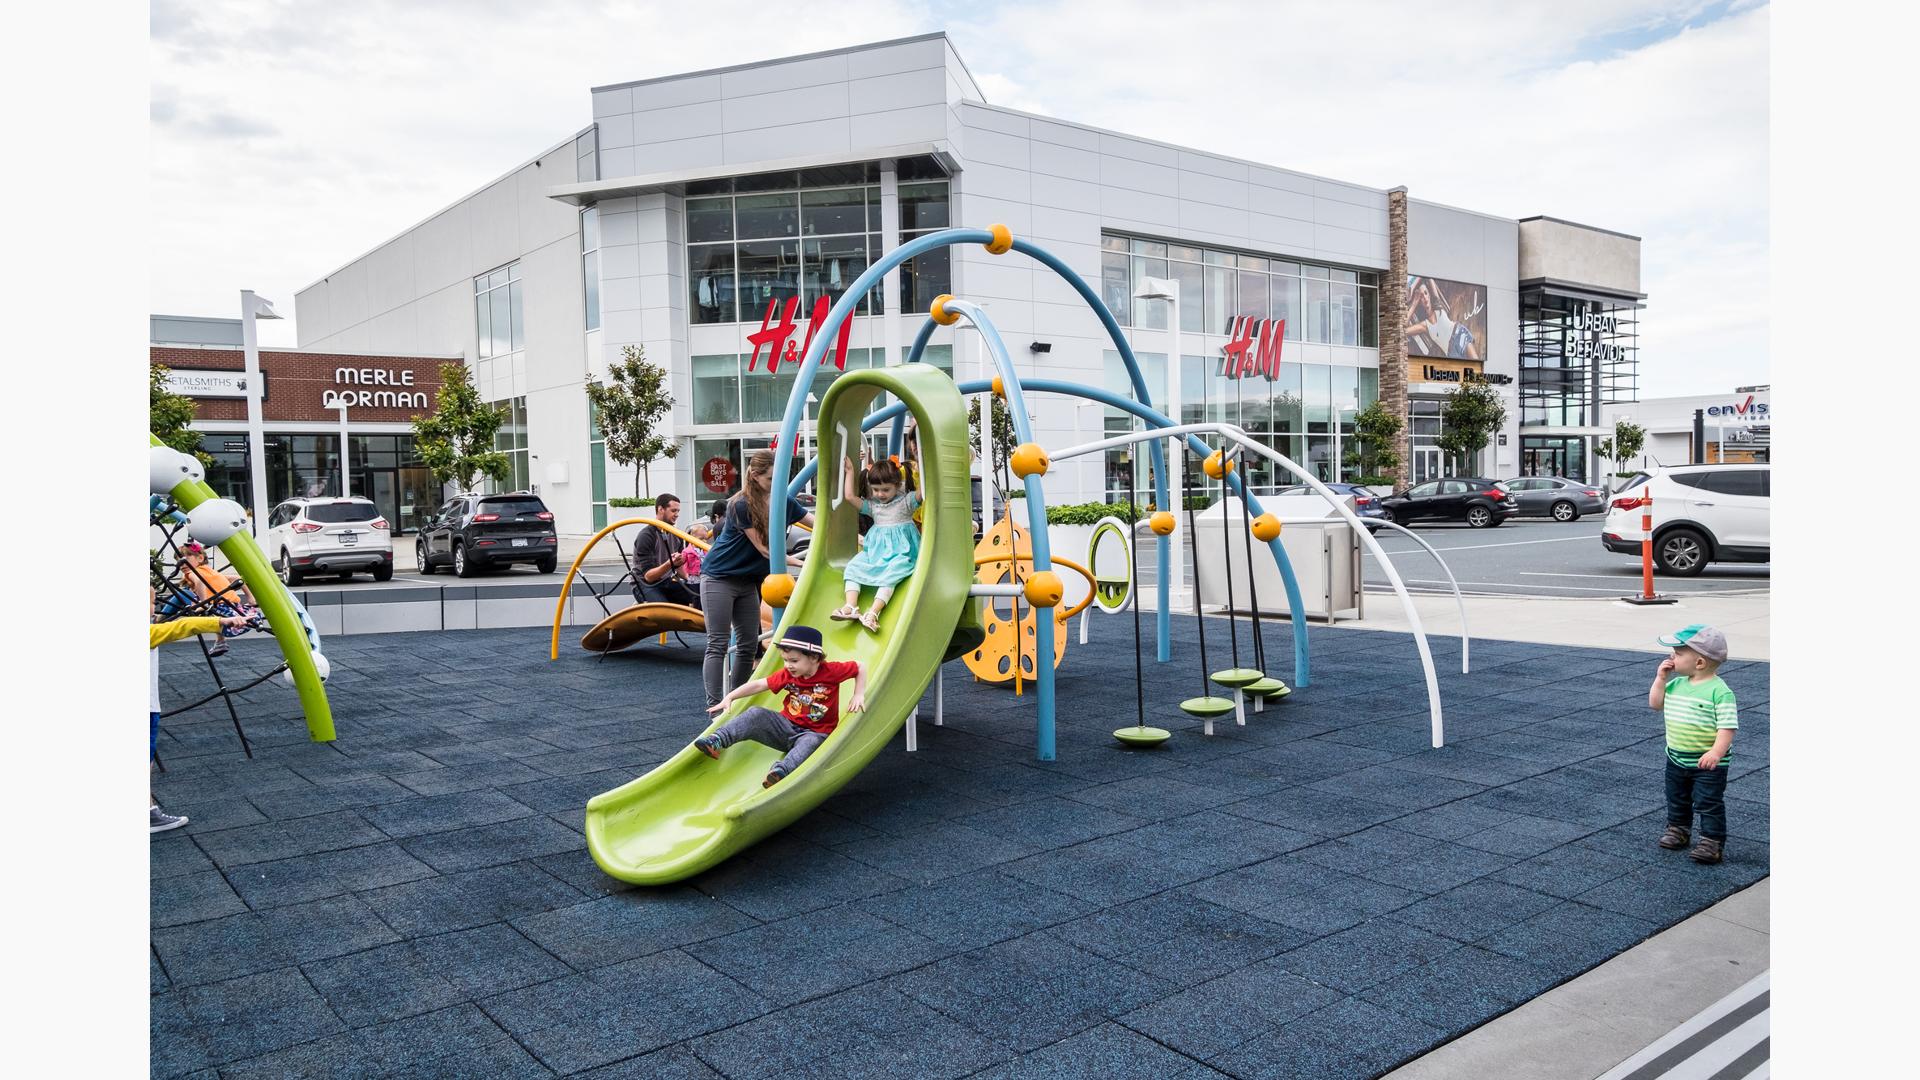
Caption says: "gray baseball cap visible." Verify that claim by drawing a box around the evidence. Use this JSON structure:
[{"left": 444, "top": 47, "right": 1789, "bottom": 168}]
[{"left": 1658, "top": 624, "right": 1728, "bottom": 662}]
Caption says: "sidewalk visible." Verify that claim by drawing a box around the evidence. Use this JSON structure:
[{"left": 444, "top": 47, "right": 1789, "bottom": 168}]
[{"left": 1344, "top": 588, "right": 1770, "bottom": 661}]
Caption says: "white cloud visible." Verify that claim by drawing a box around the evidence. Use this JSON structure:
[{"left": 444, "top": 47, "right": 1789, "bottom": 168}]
[{"left": 152, "top": 0, "right": 1767, "bottom": 398}]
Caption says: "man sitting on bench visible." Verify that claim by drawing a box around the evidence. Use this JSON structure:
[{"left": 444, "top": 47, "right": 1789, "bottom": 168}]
[{"left": 633, "top": 492, "right": 701, "bottom": 609}]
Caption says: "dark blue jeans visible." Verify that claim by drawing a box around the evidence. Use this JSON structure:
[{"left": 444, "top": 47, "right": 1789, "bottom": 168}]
[{"left": 1665, "top": 759, "right": 1728, "bottom": 841}]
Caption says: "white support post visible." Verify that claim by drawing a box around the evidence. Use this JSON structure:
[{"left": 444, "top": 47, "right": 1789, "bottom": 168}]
[
  {"left": 934, "top": 667, "right": 944, "bottom": 726},
  {"left": 1234, "top": 687, "right": 1246, "bottom": 727},
  {"left": 906, "top": 702, "right": 918, "bottom": 752}
]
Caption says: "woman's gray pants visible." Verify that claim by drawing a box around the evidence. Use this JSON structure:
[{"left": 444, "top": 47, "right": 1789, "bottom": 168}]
[
  {"left": 710, "top": 706, "right": 826, "bottom": 777},
  {"left": 701, "top": 574, "right": 762, "bottom": 707}
]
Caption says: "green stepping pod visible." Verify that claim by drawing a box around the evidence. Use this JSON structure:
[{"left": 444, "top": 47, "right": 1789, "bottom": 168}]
[
  {"left": 1244, "top": 677, "right": 1291, "bottom": 698},
  {"left": 1210, "top": 667, "right": 1266, "bottom": 690},
  {"left": 1180, "top": 696, "right": 1236, "bottom": 718},
  {"left": 585, "top": 365, "right": 975, "bottom": 886}
]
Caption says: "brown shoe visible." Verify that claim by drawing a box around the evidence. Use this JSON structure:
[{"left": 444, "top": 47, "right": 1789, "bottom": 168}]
[
  {"left": 1690, "top": 837, "right": 1723, "bottom": 864},
  {"left": 1659, "top": 825, "right": 1690, "bottom": 850}
]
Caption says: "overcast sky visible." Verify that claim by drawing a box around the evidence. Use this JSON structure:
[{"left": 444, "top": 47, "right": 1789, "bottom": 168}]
[{"left": 151, "top": 0, "right": 1767, "bottom": 396}]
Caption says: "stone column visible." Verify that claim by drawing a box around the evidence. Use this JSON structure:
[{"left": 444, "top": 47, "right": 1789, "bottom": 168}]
[{"left": 1382, "top": 187, "right": 1411, "bottom": 489}]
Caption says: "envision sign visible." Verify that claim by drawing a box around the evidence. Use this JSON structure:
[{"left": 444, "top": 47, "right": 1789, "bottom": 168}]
[
  {"left": 322, "top": 367, "right": 430, "bottom": 409},
  {"left": 1705, "top": 395, "right": 1769, "bottom": 419}
]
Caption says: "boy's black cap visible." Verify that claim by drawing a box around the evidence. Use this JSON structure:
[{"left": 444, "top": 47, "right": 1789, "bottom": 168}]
[{"left": 776, "top": 624, "right": 826, "bottom": 656}]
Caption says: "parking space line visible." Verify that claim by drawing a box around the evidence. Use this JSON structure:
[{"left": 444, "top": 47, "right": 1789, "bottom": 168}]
[{"left": 1365, "top": 534, "right": 1597, "bottom": 555}]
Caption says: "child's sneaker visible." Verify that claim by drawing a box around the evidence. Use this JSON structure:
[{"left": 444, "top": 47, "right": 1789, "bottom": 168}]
[
  {"left": 207, "top": 642, "right": 230, "bottom": 658},
  {"left": 150, "top": 805, "right": 188, "bottom": 833},
  {"left": 1689, "top": 837, "right": 1724, "bottom": 864},
  {"left": 762, "top": 767, "right": 787, "bottom": 789},
  {"left": 1658, "top": 825, "right": 1690, "bottom": 850},
  {"left": 693, "top": 735, "right": 723, "bottom": 760}
]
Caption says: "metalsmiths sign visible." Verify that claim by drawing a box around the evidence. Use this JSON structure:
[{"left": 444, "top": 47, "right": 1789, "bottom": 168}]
[{"left": 166, "top": 368, "right": 265, "bottom": 400}]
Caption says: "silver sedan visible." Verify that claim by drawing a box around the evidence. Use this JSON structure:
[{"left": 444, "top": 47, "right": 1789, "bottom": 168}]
[{"left": 1496, "top": 477, "right": 1608, "bottom": 521}]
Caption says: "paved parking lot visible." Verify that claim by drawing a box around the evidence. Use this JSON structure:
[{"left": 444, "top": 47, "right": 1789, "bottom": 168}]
[{"left": 1364, "top": 519, "right": 1769, "bottom": 599}]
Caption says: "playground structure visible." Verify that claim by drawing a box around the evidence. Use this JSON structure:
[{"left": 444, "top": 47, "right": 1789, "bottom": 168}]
[
  {"left": 581, "top": 224, "right": 1472, "bottom": 886},
  {"left": 548, "top": 516, "right": 719, "bottom": 660},
  {"left": 148, "top": 440, "right": 335, "bottom": 747}
]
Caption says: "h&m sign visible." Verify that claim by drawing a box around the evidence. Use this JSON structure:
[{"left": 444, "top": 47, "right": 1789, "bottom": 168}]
[
  {"left": 1219, "top": 317, "right": 1286, "bottom": 380},
  {"left": 748, "top": 296, "right": 852, "bottom": 374}
]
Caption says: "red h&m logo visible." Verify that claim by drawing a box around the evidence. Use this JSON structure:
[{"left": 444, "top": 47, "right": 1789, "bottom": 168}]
[
  {"left": 1220, "top": 317, "right": 1286, "bottom": 380},
  {"left": 748, "top": 296, "right": 853, "bottom": 374}
]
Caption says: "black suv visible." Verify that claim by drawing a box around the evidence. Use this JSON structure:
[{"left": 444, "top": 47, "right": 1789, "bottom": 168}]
[
  {"left": 1376, "top": 478, "right": 1519, "bottom": 528},
  {"left": 417, "top": 492, "right": 559, "bottom": 576}
]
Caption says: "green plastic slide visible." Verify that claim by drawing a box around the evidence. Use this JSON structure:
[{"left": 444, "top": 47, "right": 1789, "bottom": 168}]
[{"left": 585, "top": 365, "right": 976, "bottom": 885}]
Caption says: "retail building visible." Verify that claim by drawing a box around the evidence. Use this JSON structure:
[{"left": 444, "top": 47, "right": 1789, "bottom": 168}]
[
  {"left": 1603, "top": 389, "right": 1771, "bottom": 471},
  {"left": 281, "top": 33, "right": 1645, "bottom": 536}
]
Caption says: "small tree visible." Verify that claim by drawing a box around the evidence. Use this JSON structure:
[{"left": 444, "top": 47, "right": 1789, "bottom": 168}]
[
  {"left": 150, "top": 362, "right": 204, "bottom": 461},
  {"left": 585, "top": 345, "right": 678, "bottom": 499},
  {"left": 1436, "top": 383, "right": 1508, "bottom": 476},
  {"left": 411, "top": 362, "right": 511, "bottom": 493},
  {"left": 968, "top": 395, "right": 1017, "bottom": 495},
  {"left": 1342, "top": 399, "right": 1403, "bottom": 484}
]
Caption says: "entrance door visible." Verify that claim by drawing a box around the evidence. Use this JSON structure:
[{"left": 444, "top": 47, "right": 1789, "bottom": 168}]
[
  {"left": 367, "top": 470, "right": 398, "bottom": 535},
  {"left": 1413, "top": 447, "right": 1442, "bottom": 485}
]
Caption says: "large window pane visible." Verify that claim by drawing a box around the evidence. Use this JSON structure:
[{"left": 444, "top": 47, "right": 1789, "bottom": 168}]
[
  {"left": 1130, "top": 255, "right": 1168, "bottom": 329},
  {"left": 689, "top": 244, "right": 735, "bottom": 324},
  {"left": 1273, "top": 362, "right": 1303, "bottom": 433},
  {"left": 1303, "top": 363, "right": 1332, "bottom": 429},
  {"left": 898, "top": 183, "right": 949, "bottom": 230},
  {"left": 1302, "top": 277, "right": 1330, "bottom": 343},
  {"left": 475, "top": 289, "right": 491, "bottom": 354},
  {"left": 1203, "top": 265, "right": 1233, "bottom": 335},
  {"left": 1236, "top": 269, "right": 1268, "bottom": 322},
  {"left": 1271, "top": 273, "right": 1300, "bottom": 340},
  {"left": 1173, "top": 261, "right": 1205, "bottom": 333},
  {"left": 802, "top": 188, "right": 867, "bottom": 236},
  {"left": 900, "top": 239, "right": 950, "bottom": 316},
  {"left": 1358, "top": 285, "right": 1378, "bottom": 347},
  {"left": 508, "top": 279, "right": 524, "bottom": 350},
  {"left": 735, "top": 193, "right": 798, "bottom": 239},
  {"left": 583, "top": 250, "right": 600, "bottom": 332},
  {"left": 1331, "top": 280, "right": 1358, "bottom": 346},
  {"left": 736, "top": 238, "right": 800, "bottom": 315},
  {"left": 581, "top": 205, "right": 600, "bottom": 252},
  {"left": 804, "top": 234, "right": 870, "bottom": 314},
  {"left": 692, "top": 354, "right": 741, "bottom": 425},
  {"left": 491, "top": 287, "right": 512, "bottom": 356},
  {"left": 686, "top": 197, "right": 734, "bottom": 243},
  {"left": 1101, "top": 250, "right": 1131, "bottom": 325}
]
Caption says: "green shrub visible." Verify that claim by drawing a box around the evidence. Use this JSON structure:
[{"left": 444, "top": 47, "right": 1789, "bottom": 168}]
[
  {"left": 608, "top": 497, "right": 649, "bottom": 509},
  {"left": 1045, "top": 501, "right": 1146, "bottom": 525}
]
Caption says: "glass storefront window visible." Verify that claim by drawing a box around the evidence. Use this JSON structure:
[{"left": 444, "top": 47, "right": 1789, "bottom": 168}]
[
  {"left": 899, "top": 238, "right": 950, "bottom": 316},
  {"left": 1096, "top": 232, "right": 1382, "bottom": 345},
  {"left": 1203, "top": 265, "right": 1233, "bottom": 335},
  {"left": 898, "top": 183, "right": 949, "bottom": 230},
  {"left": 736, "top": 238, "right": 801, "bottom": 317},
  {"left": 1358, "top": 282, "right": 1378, "bottom": 347},
  {"left": 1100, "top": 249, "right": 1130, "bottom": 321},
  {"left": 1302, "top": 276, "right": 1330, "bottom": 344},
  {"left": 803, "top": 233, "right": 871, "bottom": 315},
  {"left": 1330, "top": 280, "right": 1359, "bottom": 347},
  {"left": 581, "top": 207, "right": 600, "bottom": 332},
  {"left": 1236, "top": 269, "right": 1268, "bottom": 322},
  {"left": 802, "top": 188, "right": 866, "bottom": 236},
  {"left": 686, "top": 197, "right": 734, "bottom": 243},
  {"left": 735, "top": 193, "right": 798, "bottom": 239},
  {"left": 689, "top": 244, "right": 736, "bottom": 324},
  {"left": 1172, "top": 260, "right": 1205, "bottom": 333},
  {"left": 475, "top": 262, "right": 523, "bottom": 359},
  {"left": 1271, "top": 273, "right": 1300, "bottom": 340},
  {"left": 1130, "top": 254, "right": 1170, "bottom": 330},
  {"left": 693, "top": 353, "right": 742, "bottom": 425}
]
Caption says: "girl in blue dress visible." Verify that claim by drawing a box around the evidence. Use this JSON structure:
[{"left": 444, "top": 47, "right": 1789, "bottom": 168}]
[{"left": 832, "top": 449, "right": 922, "bottom": 633}]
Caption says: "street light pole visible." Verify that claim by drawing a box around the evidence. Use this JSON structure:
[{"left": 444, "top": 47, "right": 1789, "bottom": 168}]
[
  {"left": 240, "top": 290, "right": 282, "bottom": 536},
  {"left": 1134, "top": 277, "right": 1183, "bottom": 597},
  {"left": 338, "top": 402, "right": 352, "bottom": 497}
]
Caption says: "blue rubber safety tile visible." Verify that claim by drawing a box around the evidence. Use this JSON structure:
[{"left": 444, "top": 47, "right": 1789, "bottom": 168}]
[
  {"left": 1156, "top": 757, "right": 1322, "bottom": 797},
  {"left": 958, "top": 795, "right": 1149, "bottom": 850},
  {"left": 149, "top": 833, "right": 217, "bottom": 879},
  {"left": 224, "top": 841, "right": 436, "bottom": 910},
  {"left": 263, "top": 893, "right": 409, "bottom": 966},
  {"left": 1125, "top": 810, "right": 1319, "bottom": 870},
  {"left": 173, "top": 968, "right": 348, "bottom": 1067},
  {"left": 1453, "top": 812, "right": 1594, "bottom": 858},
  {"left": 244, "top": 776, "right": 418, "bottom": 820},
  {"left": 1179, "top": 854, "right": 1351, "bottom": 917},
  {"left": 391, "top": 759, "right": 552, "bottom": 797},
  {"left": 151, "top": 949, "right": 171, "bottom": 995},
  {"left": 1350, "top": 839, "right": 1517, "bottom": 895},
  {"left": 1313, "top": 720, "right": 1445, "bottom": 755},
  {"left": 388, "top": 1036, "right": 557, "bottom": 1078},
  {"left": 856, "top": 871, "right": 1098, "bottom": 949},
  {"left": 151, "top": 869, "right": 247, "bottom": 929},
  {"left": 416, "top": 734, "right": 566, "bottom": 765},
  {"left": 398, "top": 813, "right": 586, "bottom": 874},
  {"left": 935, "top": 760, "right": 1102, "bottom": 806},
  {"left": 301, "top": 941, "right": 468, "bottom": 1027},
  {"left": 150, "top": 992, "right": 212, "bottom": 1078},
  {"left": 1272, "top": 917, "right": 1462, "bottom": 993},
  {"left": 190, "top": 809, "right": 389, "bottom": 868},
  {"left": 969, "top": 1022, "right": 1216, "bottom": 1080},
  {"left": 573, "top": 1043, "right": 722, "bottom": 1078},
  {"left": 497, "top": 768, "right": 637, "bottom": 815},
  {"left": 835, "top": 819, "right": 1038, "bottom": 883},
  {"left": 358, "top": 861, "right": 588, "bottom": 938},
  {"left": 1572, "top": 811, "right": 1676, "bottom": 858},
  {"left": 1209, "top": 996, "right": 1449, "bottom": 1080},
  {"left": 1047, "top": 892, "right": 1310, "bottom": 990},
  {"left": 998, "top": 831, "right": 1220, "bottom": 906},
  {"left": 1062, "top": 773, "right": 1247, "bottom": 821},
  {"left": 480, "top": 949, "right": 769, "bottom": 1075},
  {"left": 169, "top": 795, "right": 270, "bottom": 832},
  {"left": 890, "top": 932, "right": 1174, "bottom": 1052},
  {"left": 1574, "top": 861, "right": 1764, "bottom": 926},
  {"left": 1117, "top": 958, "right": 1343, "bottom": 1061},
  {"left": 511, "top": 889, "right": 757, "bottom": 971},
  {"left": 1219, "top": 787, "right": 1404, "bottom": 836},
  {"left": 152, "top": 910, "right": 298, "bottom": 988},
  {"left": 1031, "top": 742, "right": 1188, "bottom": 785},
  {"left": 825, "top": 780, "right": 1001, "bottom": 837},
  {"left": 1359, "top": 945, "right": 1564, "bottom": 1037},
  {"left": 1392, "top": 879, "right": 1565, "bottom": 944},
  {"left": 214, "top": 1004, "right": 516, "bottom": 1080},
  {"left": 412, "top": 922, "right": 573, "bottom": 998},
  {"left": 1253, "top": 872, "right": 1428, "bottom": 939},
  {"left": 1243, "top": 738, "right": 1408, "bottom": 777},
  {"left": 357, "top": 789, "right": 537, "bottom": 839},
  {"left": 532, "top": 847, "right": 638, "bottom": 898},
  {"left": 1307, "top": 765, "right": 1487, "bottom": 810},
  {"left": 690, "top": 840, "right": 907, "bottom": 921},
  {"left": 691, "top": 982, "right": 1009, "bottom": 1080},
  {"left": 295, "top": 748, "right": 447, "bottom": 783},
  {"left": 1390, "top": 799, "right": 1522, "bottom": 842},
  {"left": 688, "top": 905, "right": 950, "bottom": 1006},
  {"left": 1489, "top": 842, "right": 1643, "bottom": 898},
  {"left": 1482, "top": 901, "right": 1659, "bottom": 973}
]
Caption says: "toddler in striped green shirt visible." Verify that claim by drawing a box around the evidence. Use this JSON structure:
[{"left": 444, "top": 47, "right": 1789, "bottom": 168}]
[{"left": 1647, "top": 624, "right": 1737, "bottom": 864}]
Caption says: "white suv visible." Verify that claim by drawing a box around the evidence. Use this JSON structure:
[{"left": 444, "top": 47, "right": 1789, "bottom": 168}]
[
  {"left": 1601, "top": 464, "right": 1769, "bottom": 576},
  {"left": 265, "top": 496, "right": 394, "bottom": 584}
]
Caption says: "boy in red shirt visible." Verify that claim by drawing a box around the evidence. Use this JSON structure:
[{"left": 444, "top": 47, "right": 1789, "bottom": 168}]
[{"left": 695, "top": 624, "right": 865, "bottom": 788}]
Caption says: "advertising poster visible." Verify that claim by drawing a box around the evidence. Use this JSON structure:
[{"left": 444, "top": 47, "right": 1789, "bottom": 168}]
[{"left": 1405, "top": 275, "right": 1488, "bottom": 361}]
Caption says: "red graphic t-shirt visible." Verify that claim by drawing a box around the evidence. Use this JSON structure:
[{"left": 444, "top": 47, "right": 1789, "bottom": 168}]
[{"left": 766, "top": 660, "right": 860, "bottom": 734}]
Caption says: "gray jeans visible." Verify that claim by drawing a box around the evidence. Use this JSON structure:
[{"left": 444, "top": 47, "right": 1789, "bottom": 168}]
[
  {"left": 710, "top": 705, "right": 827, "bottom": 777},
  {"left": 701, "top": 574, "right": 762, "bottom": 707}
]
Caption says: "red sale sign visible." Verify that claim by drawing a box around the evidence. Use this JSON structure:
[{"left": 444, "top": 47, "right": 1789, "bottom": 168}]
[{"left": 701, "top": 457, "right": 738, "bottom": 494}]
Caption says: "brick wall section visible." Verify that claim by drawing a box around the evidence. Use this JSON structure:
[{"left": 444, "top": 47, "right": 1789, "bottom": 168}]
[
  {"left": 151, "top": 347, "right": 455, "bottom": 424},
  {"left": 1382, "top": 188, "right": 1410, "bottom": 489}
]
